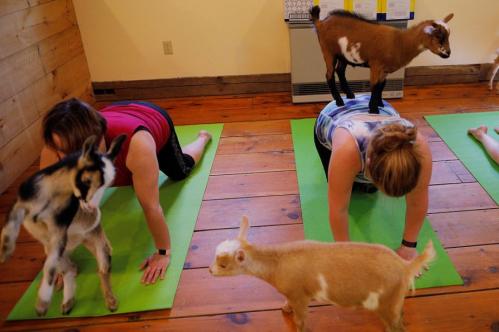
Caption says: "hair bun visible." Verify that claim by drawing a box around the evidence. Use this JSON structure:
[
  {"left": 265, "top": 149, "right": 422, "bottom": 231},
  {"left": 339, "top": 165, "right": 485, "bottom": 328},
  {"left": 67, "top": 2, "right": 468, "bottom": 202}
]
[{"left": 372, "top": 123, "right": 417, "bottom": 153}]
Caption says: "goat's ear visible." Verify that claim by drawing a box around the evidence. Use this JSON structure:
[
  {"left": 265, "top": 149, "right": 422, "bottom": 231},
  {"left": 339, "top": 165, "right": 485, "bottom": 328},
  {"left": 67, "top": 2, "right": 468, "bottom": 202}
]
[
  {"left": 82, "top": 135, "right": 98, "bottom": 159},
  {"left": 424, "top": 25, "right": 435, "bottom": 35},
  {"left": 107, "top": 134, "right": 127, "bottom": 161},
  {"left": 443, "top": 13, "right": 454, "bottom": 23},
  {"left": 238, "top": 215, "right": 250, "bottom": 240},
  {"left": 235, "top": 249, "right": 246, "bottom": 264}
]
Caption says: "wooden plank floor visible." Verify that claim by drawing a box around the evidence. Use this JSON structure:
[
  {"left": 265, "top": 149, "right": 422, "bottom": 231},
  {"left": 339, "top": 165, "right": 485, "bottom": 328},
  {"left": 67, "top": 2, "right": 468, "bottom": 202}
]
[{"left": 0, "top": 83, "right": 498, "bottom": 331}]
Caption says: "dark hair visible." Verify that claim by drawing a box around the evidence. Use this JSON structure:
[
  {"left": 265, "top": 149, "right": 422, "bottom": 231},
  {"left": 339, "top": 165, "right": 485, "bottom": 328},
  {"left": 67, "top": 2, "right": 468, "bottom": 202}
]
[
  {"left": 42, "top": 98, "right": 107, "bottom": 154},
  {"left": 366, "top": 123, "right": 422, "bottom": 197}
]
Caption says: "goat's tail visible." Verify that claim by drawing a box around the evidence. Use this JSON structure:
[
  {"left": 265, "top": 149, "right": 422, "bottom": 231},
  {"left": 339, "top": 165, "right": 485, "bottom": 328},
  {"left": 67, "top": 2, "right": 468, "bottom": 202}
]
[
  {"left": 0, "top": 203, "right": 25, "bottom": 263},
  {"left": 406, "top": 240, "right": 436, "bottom": 294},
  {"left": 310, "top": 5, "right": 321, "bottom": 24}
]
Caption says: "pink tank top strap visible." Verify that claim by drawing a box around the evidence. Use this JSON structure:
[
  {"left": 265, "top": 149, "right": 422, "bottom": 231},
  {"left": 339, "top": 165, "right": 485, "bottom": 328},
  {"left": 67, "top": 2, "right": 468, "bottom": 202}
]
[{"left": 100, "top": 102, "right": 171, "bottom": 186}]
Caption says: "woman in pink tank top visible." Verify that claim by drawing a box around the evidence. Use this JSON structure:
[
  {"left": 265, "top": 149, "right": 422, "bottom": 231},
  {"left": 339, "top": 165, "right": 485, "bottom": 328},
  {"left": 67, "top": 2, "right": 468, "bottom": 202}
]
[{"left": 40, "top": 98, "right": 212, "bottom": 285}]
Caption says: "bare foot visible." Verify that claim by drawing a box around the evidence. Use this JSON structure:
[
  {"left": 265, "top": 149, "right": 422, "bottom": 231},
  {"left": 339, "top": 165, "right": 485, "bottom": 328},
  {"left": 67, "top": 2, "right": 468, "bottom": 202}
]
[
  {"left": 198, "top": 130, "right": 212, "bottom": 143},
  {"left": 468, "top": 126, "right": 488, "bottom": 140}
]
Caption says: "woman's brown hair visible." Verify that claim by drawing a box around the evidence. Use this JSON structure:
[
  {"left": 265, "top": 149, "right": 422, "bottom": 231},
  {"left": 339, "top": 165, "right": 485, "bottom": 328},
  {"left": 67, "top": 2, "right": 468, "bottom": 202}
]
[
  {"left": 42, "top": 98, "right": 107, "bottom": 154},
  {"left": 366, "top": 123, "right": 421, "bottom": 197}
]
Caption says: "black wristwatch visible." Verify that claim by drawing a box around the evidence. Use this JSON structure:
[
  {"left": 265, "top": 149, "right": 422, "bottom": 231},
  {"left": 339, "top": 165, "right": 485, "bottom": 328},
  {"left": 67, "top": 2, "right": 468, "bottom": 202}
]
[
  {"left": 158, "top": 249, "right": 170, "bottom": 256},
  {"left": 401, "top": 239, "right": 417, "bottom": 248}
]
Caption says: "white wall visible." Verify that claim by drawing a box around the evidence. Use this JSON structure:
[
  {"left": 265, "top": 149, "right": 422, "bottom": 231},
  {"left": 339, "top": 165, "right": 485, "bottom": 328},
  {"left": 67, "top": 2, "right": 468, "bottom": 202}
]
[
  {"left": 409, "top": 0, "right": 499, "bottom": 66},
  {"left": 73, "top": 0, "right": 290, "bottom": 81},
  {"left": 73, "top": 0, "right": 499, "bottom": 82}
]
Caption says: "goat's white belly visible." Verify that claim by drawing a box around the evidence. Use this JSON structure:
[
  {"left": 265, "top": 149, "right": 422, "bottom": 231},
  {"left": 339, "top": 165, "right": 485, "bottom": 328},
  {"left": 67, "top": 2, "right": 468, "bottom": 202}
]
[{"left": 68, "top": 209, "right": 101, "bottom": 237}]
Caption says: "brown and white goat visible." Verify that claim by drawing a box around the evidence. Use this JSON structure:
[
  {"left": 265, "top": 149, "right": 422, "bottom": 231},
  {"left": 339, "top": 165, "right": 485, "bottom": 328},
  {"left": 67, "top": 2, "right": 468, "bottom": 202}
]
[
  {"left": 310, "top": 7, "right": 454, "bottom": 113},
  {"left": 210, "top": 216, "right": 435, "bottom": 332},
  {"left": 0, "top": 135, "right": 125, "bottom": 316}
]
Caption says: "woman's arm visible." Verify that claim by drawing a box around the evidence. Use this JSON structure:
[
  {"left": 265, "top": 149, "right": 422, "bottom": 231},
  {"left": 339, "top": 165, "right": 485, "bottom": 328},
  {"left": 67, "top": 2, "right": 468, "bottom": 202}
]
[
  {"left": 328, "top": 129, "right": 362, "bottom": 241},
  {"left": 398, "top": 133, "right": 432, "bottom": 259},
  {"left": 127, "top": 131, "right": 171, "bottom": 284}
]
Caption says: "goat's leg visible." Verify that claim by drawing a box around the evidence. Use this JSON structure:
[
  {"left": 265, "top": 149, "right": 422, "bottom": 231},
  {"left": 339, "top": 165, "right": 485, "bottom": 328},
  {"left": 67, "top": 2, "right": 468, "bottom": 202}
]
[
  {"left": 285, "top": 297, "right": 309, "bottom": 332},
  {"left": 59, "top": 255, "right": 77, "bottom": 314},
  {"left": 336, "top": 58, "right": 355, "bottom": 99},
  {"left": 376, "top": 297, "right": 405, "bottom": 332},
  {"left": 377, "top": 79, "right": 387, "bottom": 108},
  {"left": 321, "top": 50, "right": 344, "bottom": 106},
  {"left": 84, "top": 226, "right": 118, "bottom": 312},
  {"left": 489, "top": 63, "right": 499, "bottom": 90},
  {"left": 369, "top": 67, "right": 387, "bottom": 114},
  {"left": 36, "top": 229, "right": 67, "bottom": 316}
]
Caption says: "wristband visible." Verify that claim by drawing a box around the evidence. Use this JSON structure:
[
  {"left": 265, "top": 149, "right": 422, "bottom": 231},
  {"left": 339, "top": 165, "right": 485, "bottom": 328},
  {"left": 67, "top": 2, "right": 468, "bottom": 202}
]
[
  {"left": 158, "top": 249, "right": 170, "bottom": 256},
  {"left": 401, "top": 239, "right": 417, "bottom": 248}
]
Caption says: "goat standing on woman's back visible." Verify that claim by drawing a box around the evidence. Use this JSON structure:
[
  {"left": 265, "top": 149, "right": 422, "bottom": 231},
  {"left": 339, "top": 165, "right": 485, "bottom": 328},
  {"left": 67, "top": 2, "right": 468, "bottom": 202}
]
[{"left": 310, "top": 7, "right": 454, "bottom": 114}]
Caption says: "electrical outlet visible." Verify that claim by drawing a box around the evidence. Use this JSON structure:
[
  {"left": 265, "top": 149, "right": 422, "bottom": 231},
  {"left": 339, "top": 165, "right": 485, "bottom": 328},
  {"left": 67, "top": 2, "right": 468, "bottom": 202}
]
[{"left": 163, "top": 40, "right": 173, "bottom": 55}]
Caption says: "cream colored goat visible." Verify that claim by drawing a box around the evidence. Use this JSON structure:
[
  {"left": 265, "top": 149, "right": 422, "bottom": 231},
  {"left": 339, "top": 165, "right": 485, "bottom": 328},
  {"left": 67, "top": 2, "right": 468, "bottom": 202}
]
[{"left": 210, "top": 216, "right": 435, "bottom": 332}]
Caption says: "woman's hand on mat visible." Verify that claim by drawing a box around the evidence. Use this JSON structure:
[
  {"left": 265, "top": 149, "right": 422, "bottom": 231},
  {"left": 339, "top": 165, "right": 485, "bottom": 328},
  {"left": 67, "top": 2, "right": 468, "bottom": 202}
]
[
  {"left": 396, "top": 245, "right": 418, "bottom": 261},
  {"left": 139, "top": 253, "right": 170, "bottom": 285},
  {"left": 397, "top": 246, "right": 427, "bottom": 277}
]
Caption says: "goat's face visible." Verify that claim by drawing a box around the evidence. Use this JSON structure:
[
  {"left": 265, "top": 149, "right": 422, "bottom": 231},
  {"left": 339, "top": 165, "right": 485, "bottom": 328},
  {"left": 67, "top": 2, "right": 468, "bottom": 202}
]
[
  {"left": 423, "top": 13, "right": 454, "bottom": 58},
  {"left": 73, "top": 135, "right": 126, "bottom": 208},
  {"left": 209, "top": 216, "right": 251, "bottom": 276},
  {"left": 209, "top": 239, "right": 247, "bottom": 276}
]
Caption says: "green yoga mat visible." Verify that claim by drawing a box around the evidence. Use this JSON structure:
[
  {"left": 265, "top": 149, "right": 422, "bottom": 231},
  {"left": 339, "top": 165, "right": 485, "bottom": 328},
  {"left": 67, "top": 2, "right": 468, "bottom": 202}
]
[
  {"left": 8, "top": 124, "right": 223, "bottom": 320},
  {"left": 426, "top": 112, "right": 499, "bottom": 204},
  {"left": 291, "top": 119, "right": 462, "bottom": 289}
]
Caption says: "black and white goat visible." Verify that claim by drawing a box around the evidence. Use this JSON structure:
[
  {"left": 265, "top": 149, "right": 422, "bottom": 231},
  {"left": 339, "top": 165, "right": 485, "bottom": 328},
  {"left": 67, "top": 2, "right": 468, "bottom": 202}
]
[
  {"left": 310, "top": 7, "right": 454, "bottom": 113},
  {"left": 0, "top": 134, "right": 125, "bottom": 316}
]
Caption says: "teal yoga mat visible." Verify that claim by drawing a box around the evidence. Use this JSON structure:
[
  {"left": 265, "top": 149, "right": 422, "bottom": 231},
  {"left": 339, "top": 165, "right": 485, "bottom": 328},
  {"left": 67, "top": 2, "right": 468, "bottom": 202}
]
[
  {"left": 426, "top": 112, "right": 499, "bottom": 204},
  {"left": 8, "top": 124, "right": 223, "bottom": 320},
  {"left": 291, "top": 119, "right": 462, "bottom": 289}
]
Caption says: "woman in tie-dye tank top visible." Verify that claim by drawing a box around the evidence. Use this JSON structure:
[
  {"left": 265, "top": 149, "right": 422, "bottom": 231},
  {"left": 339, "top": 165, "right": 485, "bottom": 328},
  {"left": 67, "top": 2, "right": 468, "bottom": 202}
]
[{"left": 314, "top": 95, "right": 432, "bottom": 261}]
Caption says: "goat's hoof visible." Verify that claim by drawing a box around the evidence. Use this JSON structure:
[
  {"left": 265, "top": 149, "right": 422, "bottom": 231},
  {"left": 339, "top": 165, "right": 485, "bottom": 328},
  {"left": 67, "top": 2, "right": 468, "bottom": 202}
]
[
  {"left": 35, "top": 300, "right": 50, "bottom": 316},
  {"left": 295, "top": 323, "right": 306, "bottom": 332},
  {"left": 347, "top": 93, "right": 355, "bottom": 99},
  {"left": 282, "top": 301, "right": 293, "bottom": 314},
  {"left": 335, "top": 100, "right": 345, "bottom": 107},
  {"left": 61, "top": 298, "right": 75, "bottom": 315},
  {"left": 0, "top": 250, "right": 12, "bottom": 263},
  {"left": 106, "top": 296, "right": 118, "bottom": 312}
]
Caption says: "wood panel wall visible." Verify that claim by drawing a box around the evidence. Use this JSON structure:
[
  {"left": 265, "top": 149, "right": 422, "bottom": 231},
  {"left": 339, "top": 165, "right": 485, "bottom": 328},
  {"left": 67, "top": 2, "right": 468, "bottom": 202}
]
[{"left": 0, "top": 0, "right": 93, "bottom": 194}]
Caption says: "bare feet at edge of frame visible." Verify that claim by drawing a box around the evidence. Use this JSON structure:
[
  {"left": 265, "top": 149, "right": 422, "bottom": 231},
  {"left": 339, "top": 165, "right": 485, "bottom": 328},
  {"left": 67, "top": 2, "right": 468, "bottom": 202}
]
[
  {"left": 467, "top": 125, "right": 488, "bottom": 140},
  {"left": 199, "top": 130, "right": 212, "bottom": 143}
]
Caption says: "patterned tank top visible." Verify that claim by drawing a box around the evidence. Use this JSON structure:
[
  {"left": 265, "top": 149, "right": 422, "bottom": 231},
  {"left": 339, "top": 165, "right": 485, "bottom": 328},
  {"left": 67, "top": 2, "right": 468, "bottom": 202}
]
[{"left": 315, "top": 95, "right": 414, "bottom": 183}]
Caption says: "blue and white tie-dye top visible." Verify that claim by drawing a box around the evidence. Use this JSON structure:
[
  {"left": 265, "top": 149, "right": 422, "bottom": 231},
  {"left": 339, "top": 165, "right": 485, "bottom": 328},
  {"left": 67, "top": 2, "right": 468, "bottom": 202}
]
[{"left": 315, "top": 95, "right": 414, "bottom": 183}]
